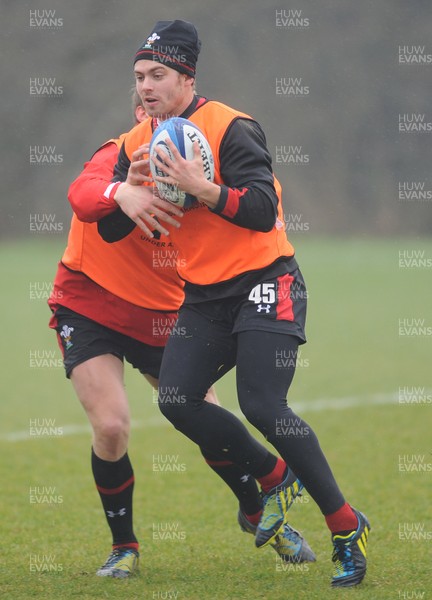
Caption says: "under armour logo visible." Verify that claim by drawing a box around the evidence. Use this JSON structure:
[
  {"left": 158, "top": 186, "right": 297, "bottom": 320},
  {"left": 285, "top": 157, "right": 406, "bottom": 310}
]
[
  {"left": 106, "top": 508, "right": 127, "bottom": 518},
  {"left": 240, "top": 475, "right": 250, "bottom": 483},
  {"left": 257, "top": 304, "right": 271, "bottom": 313}
]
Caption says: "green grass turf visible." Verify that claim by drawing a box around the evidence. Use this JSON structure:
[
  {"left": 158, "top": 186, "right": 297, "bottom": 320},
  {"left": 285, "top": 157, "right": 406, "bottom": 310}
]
[{"left": 0, "top": 237, "right": 430, "bottom": 599}]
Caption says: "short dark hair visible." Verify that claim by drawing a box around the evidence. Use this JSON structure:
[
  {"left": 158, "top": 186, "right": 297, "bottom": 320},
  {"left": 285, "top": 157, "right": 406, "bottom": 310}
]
[{"left": 130, "top": 86, "right": 144, "bottom": 123}]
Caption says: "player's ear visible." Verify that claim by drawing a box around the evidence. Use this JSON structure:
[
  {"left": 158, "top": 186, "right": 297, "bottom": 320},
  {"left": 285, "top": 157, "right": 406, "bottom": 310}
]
[
  {"left": 183, "top": 74, "right": 195, "bottom": 88},
  {"left": 135, "top": 105, "right": 147, "bottom": 124}
]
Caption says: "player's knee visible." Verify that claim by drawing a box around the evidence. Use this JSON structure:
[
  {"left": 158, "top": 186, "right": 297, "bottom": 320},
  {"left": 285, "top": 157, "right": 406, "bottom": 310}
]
[
  {"left": 94, "top": 415, "right": 129, "bottom": 446},
  {"left": 238, "top": 389, "right": 273, "bottom": 432},
  {"left": 158, "top": 385, "right": 195, "bottom": 426},
  {"left": 239, "top": 401, "right": 264, "bottom": 430},
  {"left": 158, "top": 395, "right": 182, "bottom": 423}
]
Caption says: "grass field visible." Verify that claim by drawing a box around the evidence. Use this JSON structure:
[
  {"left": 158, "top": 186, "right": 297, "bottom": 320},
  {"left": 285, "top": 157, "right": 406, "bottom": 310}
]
[{"left": 0, "top": 236, "right": 430, "bottom": 600}]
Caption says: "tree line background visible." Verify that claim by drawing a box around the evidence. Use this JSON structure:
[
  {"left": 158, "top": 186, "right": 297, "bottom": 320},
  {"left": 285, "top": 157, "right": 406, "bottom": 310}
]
[{"left": 2, "top": 0, "right": 431, "bottom": 238}]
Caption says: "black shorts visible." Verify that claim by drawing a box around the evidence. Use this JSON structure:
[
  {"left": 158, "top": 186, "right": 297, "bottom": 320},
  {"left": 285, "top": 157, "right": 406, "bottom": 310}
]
[
  {"left": 233, "top": 268, "right": 307, "bottom": 340},
  {"left": 186, "top": 268, "right": 307, "bottom": 342},
  {"left": 53, "top": 306, "right": 165, "bottom": 379}
]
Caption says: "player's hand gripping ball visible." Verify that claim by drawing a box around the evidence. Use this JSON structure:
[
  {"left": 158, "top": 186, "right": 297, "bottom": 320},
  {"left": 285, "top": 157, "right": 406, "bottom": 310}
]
[{"left": 149, "top": 117, "right": 214, "bottom": 208}]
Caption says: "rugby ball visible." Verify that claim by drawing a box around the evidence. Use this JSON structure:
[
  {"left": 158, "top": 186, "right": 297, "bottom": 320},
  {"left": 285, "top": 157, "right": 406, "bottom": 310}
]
[{"left": 149, "top": 117, "right": 214, "bottom": 208}]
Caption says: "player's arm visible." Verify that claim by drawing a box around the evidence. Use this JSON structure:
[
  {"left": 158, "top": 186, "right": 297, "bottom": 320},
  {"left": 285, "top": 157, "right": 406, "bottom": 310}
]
[
  {"left": 98, "top": 141, "right": 184, "bottom": 242},
  {"left": 68, "top": 142, "right": 122, "bottom": 222},
  {"left": 152, "top": 118, "right": 278, "bottom": 233},
  {"left": 97, "top": 141, "right": 137, "bottom": 241},
  {"left": 212, "top": 118, "right": 279, "bottom": 232}
]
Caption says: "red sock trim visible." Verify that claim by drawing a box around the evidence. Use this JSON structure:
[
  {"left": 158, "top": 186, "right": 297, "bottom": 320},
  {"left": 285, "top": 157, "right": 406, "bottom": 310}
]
[
  {"left": 204, "top": 458, "right": 234, "bottom": 467},
  {"left": 257, "top": 458, "right": 287, "bottom": 493},
  {"left": 325, "top": 502, "right": 358, "bottom": 533},
  {"left": 112, "top": 542, "right": 139, "bottom": 551},
  {"left": 96, "top": 475, "right": 135, "bottom": 496},
  {"left": 243, "top": 509, "right": 263, "bottom": 526}
]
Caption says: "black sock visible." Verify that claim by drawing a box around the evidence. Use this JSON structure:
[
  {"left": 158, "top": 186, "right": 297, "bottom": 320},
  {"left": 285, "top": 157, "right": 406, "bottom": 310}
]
[
  {"left": 200, "top": 447, "right": 262, "bottom": 516},
  {"left": 91, "top": 448, "right": 138, "bottom": 548}
]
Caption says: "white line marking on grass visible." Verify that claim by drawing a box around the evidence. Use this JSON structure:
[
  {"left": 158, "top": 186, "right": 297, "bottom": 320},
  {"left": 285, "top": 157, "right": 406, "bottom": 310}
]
[
  {"left": 0, "top": 391, "right": 419, "bottom": 443},
  {"left": 290, "top": 391, "right": 403, "bottom": 413}
]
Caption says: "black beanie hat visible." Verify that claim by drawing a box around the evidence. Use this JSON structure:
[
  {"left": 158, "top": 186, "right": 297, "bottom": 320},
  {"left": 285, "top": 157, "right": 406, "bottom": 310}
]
[{"left": 134, "top": 20, "right": 201, "bottom": 77}]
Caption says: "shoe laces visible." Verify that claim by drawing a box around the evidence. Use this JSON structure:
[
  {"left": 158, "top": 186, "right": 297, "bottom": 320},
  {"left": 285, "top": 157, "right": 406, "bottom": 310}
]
[
  {"left": 332, "top": 534, "right": 355, "bottom": 571},
  {"left": 281, "top": 524, "right": 302, "bottom": 543},
  {"left": 276, "top": 526, "right": 302, "bottom": 553},
  {"left": 101, "top": 548, "right": 134, "bottom": 568}
]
